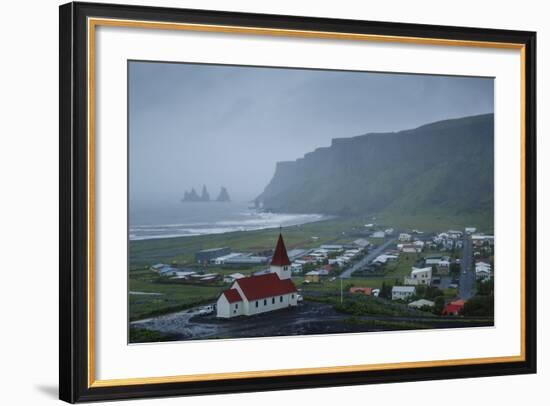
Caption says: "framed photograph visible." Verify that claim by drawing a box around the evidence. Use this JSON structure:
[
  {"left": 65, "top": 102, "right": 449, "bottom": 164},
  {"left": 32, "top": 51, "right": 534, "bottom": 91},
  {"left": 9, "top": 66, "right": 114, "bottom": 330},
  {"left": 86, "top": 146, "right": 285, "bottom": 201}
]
[{"left": 59, "top": 2, "right": 537, "bottom": 403}]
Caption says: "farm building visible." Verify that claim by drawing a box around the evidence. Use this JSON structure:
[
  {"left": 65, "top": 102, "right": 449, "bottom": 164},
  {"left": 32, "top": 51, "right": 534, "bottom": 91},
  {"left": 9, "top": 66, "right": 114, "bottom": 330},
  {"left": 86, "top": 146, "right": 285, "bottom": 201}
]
[
  {"left": 223, "top": 254, "right": 270, "bottom": 266},
  {"left": 320, "top": 244, "right": 344, "bottom": 252},
  {"left": 287, "top": 249, "right": 309, "bottom": 260},
  {"left": 212, "top": 252, "right": 243, "bottom": 265},
  {"left": 195, "top": 247, "right": 230, "bottom": 264}
]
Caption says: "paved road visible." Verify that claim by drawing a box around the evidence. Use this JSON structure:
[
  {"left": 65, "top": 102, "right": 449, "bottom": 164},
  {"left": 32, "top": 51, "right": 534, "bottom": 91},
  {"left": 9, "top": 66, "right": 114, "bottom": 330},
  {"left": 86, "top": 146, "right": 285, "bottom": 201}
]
[
  {"left": 458, "top": 235, "right": 476, "bottom": 299},
  {"left": 339, "top": 237, "right": 397, "bottom": 279}
]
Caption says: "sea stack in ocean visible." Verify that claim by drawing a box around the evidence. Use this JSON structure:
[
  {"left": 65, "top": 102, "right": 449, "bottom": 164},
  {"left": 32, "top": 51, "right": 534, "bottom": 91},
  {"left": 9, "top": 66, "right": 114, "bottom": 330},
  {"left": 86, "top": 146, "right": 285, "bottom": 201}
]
[
  {"left": 182, "top": 185, "right": 230, "bottom": 202},
  {"left": 182, "top": 185, "right": 210, "bottom": 202},
  {"left": 216, "top": 186, "right": 231, "bottom": 202},
  {"left": 201, "top": 185, "right": 210, "bottom": 201},
  {"left": 182, "top": 187, "right": 200, "bottom": 202}
]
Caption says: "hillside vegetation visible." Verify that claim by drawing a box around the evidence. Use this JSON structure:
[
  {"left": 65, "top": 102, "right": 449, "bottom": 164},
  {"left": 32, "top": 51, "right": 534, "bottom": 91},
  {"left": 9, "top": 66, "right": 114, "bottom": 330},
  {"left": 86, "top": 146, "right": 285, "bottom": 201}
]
[{"left": 256, "top": 114, "right": 494, "bottom": 228}]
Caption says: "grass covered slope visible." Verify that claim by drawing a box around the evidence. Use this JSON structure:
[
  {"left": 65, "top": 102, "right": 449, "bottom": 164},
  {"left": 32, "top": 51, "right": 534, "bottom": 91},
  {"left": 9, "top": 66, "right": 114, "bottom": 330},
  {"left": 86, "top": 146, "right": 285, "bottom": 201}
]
[{"left": 257, "top": 114, "right": 494, "bottom": 228}]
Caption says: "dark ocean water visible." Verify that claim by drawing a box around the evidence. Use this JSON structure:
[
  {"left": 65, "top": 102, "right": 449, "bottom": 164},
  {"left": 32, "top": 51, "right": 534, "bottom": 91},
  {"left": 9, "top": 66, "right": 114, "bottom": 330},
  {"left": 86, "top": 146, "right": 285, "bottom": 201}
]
[{"left": 129, "top": 201, "right": 326, "bottom": 241}]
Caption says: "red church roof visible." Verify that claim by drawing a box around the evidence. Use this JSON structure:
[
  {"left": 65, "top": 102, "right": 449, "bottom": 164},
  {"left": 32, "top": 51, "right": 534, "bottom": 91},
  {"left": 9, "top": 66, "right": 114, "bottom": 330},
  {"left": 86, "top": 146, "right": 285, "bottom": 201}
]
[
  {"left": 271, "top": 234, "right": 291, "bottom": 266},
  {"left": 235, "top": 273, "right": 296, "bottom": 301},
  {"left": 221, "top": 288, "right": 243, "bottom": 303}
]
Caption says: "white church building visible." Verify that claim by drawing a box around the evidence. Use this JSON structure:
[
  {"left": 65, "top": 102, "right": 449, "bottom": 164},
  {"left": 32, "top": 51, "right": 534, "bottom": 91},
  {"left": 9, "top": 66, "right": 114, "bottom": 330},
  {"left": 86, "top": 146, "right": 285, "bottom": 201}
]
[{"left": 216, "top": 234, "right": 298, "bottom": 318}]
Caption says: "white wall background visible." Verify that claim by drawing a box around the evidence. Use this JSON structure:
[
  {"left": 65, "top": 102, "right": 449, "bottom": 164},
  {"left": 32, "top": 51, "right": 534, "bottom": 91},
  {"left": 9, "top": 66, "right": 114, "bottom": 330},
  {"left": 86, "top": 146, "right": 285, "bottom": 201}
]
[{"left": 0, "top": 0, "right": 546, "bottom": 405}]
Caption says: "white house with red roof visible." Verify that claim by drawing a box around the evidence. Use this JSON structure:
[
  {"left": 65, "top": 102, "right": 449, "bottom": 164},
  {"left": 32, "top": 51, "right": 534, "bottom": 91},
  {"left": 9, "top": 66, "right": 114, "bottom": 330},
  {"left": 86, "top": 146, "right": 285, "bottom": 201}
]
[{"left": 216, "top": 234, "right": 298, "bottom": 318}]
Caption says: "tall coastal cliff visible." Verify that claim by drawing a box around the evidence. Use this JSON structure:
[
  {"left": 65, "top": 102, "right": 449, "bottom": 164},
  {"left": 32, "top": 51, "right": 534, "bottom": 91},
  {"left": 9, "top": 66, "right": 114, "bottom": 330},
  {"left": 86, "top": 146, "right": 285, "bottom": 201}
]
[{"left": 256, "top": 114, "right": 494, "bottom": 219}]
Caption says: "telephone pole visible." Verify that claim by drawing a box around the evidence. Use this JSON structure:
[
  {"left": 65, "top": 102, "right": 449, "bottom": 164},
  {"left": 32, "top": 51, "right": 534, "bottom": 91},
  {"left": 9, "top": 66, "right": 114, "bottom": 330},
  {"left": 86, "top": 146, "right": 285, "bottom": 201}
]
[{"left": 340, "top": 277, "right": 343, "bottom": 304}]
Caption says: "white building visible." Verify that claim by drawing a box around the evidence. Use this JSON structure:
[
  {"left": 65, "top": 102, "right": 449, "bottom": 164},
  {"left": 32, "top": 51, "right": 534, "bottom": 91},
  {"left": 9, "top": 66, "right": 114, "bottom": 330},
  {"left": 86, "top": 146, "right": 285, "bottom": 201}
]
[
  {"left": 438, "top": 259, "right": 451, "bottom": 268},
  {"left": 402, "top": 244, "right": 421, "bottom": 253},
  {"left": 212, "top": 252, "right": 243, "bottom": 265},
  {"left": 408, "top": 299, "right": 435, "bottom": 309},
  {"left": 217, "top": 234, "right": 298, "bottom": 318},
  {"left": 290, "top": 263, "right": 303, "bottom": 274},
  {"left": 476, "top": 268, "right": 492, "bottom": 280},
  {"left": 404, "top": 267, "right": 432, "bottom": 285},
  {"left": 471, "top": 234, "right": 495, "bottom": 243},
  {"left": 447, "top": 230, "right": 463, "bottom": 239},
  {"left": 398, "top": 233, "right": 412, "bottom": 242},
  {"left": 413, "top": 240, "right": 425, "bottom": 249},
  {"left": 373, "top": 254, "right": 398, "bottom": 264},
  {"left": 425, "top": 256, "right": 442, "bottom": 266},
  {"left": 392, "top": 286, "right": 416, "bottom": 301},
  {"left": 353, "top": 238, "right": 370, "bottom": 248},
  {"left": 335, "top": 256, "right": 350, "bottom": 264},
  {"left": 223, "top": 273, "right": 245, "bottom": 283},
  {"left": 475, "top": 261, "right": 492, "bottom": 281},
  {"left": 310, "top": 252, "right": 327, "bottom": 261},
  {"left": 320, "top": 244, "right": 344, "bottom": 252},
  {"left": 465, "top": 227, "right": 477, "bottom": 234},
  {"left": 150, "top": 263, "right": 169, "bottom": 272},
  {"left": 371, "top": 231, "right": 385, "bottom": 239},
  {"left": 169, "top": 271, "right": 197, "bottom": 280}
]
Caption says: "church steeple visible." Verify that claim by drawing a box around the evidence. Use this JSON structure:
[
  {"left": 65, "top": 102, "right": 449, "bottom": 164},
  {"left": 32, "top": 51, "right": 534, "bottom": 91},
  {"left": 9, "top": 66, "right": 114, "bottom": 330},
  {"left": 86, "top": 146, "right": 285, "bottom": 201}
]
[
  {"left": 270, "top": 233, "right": 291, "bottom": 280},
  {"left": 271, "top": 234, "right": 291, "bottom": 266}
]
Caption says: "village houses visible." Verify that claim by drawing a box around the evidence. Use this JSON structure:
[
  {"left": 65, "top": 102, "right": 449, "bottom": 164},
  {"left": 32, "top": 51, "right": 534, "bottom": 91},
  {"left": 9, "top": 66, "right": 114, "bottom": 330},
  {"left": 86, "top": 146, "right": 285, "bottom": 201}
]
[
  {"left": 398, "top": 233, "right": 412, "bottom": 242},
  {"left": 404, "top": 266, "right": 433, "bottom": 285},
  {"left": 391, "top": 285, "right": 416, "bottom": 301}
]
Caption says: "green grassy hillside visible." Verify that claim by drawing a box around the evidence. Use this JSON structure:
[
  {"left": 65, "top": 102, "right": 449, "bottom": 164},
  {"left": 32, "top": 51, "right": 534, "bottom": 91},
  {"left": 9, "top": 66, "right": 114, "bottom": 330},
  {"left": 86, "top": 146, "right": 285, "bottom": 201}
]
[{"left": 256, "top": 114, "right": 494, "bottom": 228}]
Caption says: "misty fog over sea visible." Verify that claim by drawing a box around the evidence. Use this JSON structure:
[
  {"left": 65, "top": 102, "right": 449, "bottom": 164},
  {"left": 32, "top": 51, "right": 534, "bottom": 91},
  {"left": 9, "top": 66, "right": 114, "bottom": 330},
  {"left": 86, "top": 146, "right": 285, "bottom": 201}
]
[
  {"left": 129, "top": 62, "right": 494, "bottom": 242},
  {"left": 129, "top": 201, "right": 327, "bottom": 241}
]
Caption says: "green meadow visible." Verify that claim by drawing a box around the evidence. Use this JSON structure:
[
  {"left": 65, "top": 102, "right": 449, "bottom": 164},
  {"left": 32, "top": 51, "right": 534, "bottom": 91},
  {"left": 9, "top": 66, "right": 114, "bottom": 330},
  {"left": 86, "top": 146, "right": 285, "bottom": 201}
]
[{"left": 128, "top": 215, "right": 469, "bottom": 321}]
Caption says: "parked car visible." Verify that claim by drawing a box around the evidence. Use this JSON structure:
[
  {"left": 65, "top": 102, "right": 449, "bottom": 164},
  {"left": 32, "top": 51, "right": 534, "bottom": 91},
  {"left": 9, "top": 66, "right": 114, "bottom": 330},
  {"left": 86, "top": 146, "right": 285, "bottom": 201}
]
[{"left": 197, "top": 305, "right": 214, "bottom": 315}]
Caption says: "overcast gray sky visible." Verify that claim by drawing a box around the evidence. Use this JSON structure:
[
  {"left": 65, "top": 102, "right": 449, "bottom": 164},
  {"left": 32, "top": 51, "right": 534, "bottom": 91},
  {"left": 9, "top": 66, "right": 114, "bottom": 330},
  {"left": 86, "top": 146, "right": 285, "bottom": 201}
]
[{"left": 129, "top": 61, "right": 493, "bottom": 205}]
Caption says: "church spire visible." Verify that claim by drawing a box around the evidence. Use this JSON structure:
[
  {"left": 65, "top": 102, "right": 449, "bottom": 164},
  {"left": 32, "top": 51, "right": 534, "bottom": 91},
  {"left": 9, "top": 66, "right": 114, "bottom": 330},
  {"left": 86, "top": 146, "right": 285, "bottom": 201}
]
[{"left": 271, "top": 233, "right": 291, "bottom": 267}]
